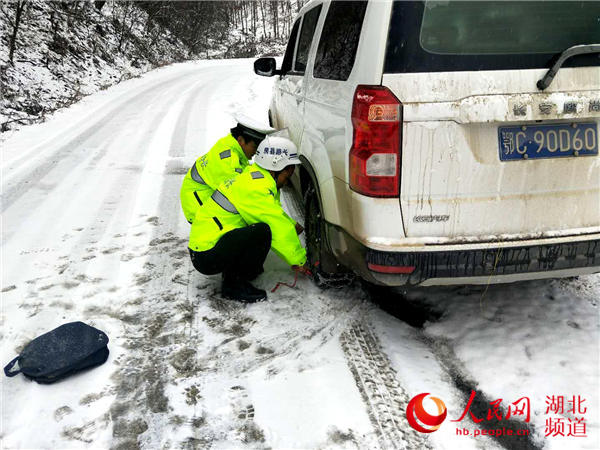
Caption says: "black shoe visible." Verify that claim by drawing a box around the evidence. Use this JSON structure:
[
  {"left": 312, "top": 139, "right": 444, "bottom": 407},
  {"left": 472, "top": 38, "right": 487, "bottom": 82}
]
[{"left": 222, "top": 280, "right": 267, "bottom": 303}]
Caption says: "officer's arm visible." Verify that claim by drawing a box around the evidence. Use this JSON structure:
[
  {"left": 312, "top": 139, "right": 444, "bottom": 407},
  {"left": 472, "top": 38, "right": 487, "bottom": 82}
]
[{"left": 239, "top": 189, "right": 306, "bottom": 266}]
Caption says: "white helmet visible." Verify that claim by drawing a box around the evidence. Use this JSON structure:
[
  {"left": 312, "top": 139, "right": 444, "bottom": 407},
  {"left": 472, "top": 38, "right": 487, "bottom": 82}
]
[
  {"left": 233, "top": 113, "right": 275, "bottom": 141},
  {"left": 254, "top": 136, "right": 301, "bottom": 171}
]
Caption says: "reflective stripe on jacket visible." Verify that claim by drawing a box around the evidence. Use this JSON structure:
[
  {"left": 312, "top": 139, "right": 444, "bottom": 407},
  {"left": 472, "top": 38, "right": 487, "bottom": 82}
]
[
  {"left": 180, "top": 134, "right": 248, "bottom": 223},
  {"left": 188, "top": 164, "right": 306, "bottom": 266}
]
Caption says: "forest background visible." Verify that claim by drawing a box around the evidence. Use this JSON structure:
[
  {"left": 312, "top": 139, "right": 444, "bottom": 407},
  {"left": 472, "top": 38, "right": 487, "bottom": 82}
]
[{"left": 1, "top": 1, "right": 304, "bottom": 131}]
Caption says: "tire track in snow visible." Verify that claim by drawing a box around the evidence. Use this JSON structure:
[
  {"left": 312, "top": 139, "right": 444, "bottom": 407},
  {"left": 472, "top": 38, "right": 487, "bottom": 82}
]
[
  {"left": 281, "top": 184, "right": 428, "bottom": 448},
  {"left": 367, "top": 288, "right": 543, "bottom": 450},
  {"left": 63, "top": 80, "right": 201, "bottom": 282},
  {"left": 1, "top": 74, "right": 209, "bottom": 302},
  {"left": 1, "top": 72, "right": 197, "bottom": 250},
  {"left": 423, "top": 336, "right": 542, "bottom": 450},
  {"left": 169, "top": 82, "right": 208, "bottom": 159},
  {"left": 1, "top": 69, "right": 209, "bottom": 214},
  {"left": 340, "top": 321, "right": 432, "bottom": 450}
]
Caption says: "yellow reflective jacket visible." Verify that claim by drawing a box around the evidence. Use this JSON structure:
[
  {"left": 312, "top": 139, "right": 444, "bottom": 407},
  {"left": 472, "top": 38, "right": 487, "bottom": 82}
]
[
  {"left": 180, "top": 134, "right": 249, "bottom": 223},
  {"left": 189, "top": 164, "right": 306, "bottom": 266}
]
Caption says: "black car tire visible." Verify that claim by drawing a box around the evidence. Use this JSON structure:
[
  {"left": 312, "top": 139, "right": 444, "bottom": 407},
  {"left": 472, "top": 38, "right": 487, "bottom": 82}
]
[{"left": 304, "top": 183, "right": 352, "bottom": 287}]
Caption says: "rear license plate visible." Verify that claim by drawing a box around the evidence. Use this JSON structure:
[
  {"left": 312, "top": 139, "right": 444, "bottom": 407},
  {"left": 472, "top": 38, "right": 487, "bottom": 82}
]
[{"left": 498, "top": 123, "right": 598, "bottom": 161}]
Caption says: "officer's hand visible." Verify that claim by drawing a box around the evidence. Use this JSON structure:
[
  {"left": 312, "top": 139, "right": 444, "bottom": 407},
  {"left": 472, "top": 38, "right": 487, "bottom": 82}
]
[{"left": 295, "top": 223, "right": 304, "bottom": 235}]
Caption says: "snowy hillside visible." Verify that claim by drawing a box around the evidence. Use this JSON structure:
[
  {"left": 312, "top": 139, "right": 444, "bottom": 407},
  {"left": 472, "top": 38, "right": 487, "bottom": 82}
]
[
  {"left": 0, "top": 0, "right": 191, "bottom": 133},
  {"left": 0, "top": 0, "right": 300, "bottom": 134}
]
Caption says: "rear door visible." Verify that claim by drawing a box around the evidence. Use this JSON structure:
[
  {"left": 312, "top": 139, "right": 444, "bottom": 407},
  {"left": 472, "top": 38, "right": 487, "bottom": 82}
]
[{"left": 383, "top": 1, "right": 600, "bottom": 240}]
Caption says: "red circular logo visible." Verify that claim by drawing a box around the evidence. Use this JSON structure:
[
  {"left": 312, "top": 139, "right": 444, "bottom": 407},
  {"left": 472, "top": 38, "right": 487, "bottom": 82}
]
[{"left": 406, "top": 393, "right": 447, "bottom": 433}]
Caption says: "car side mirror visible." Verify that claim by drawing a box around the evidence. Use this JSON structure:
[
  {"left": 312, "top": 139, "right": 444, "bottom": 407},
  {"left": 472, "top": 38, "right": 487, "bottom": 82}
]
[{"left": 254, "top": 57, "right": 279, "bottom": 77}]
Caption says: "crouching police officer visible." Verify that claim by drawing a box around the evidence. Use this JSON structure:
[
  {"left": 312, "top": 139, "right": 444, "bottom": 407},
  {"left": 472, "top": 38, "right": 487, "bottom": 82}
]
[
  {"left": 188, "top": 136, "right": 307, "bottom": 303},
  {"left": 180, "top": 116, "right": 274, "bottom": 224}
]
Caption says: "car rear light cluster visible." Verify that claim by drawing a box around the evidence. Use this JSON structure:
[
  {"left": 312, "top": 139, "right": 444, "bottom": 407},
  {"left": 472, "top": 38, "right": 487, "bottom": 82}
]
[{"left": 350, "top": 85, "right": 402, "bottom": 197}]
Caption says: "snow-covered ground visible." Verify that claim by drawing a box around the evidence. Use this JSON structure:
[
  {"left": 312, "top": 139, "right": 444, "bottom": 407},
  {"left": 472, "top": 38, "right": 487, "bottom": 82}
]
[{"left": 1, "top": 59, "right": 598, "bottom": 450}]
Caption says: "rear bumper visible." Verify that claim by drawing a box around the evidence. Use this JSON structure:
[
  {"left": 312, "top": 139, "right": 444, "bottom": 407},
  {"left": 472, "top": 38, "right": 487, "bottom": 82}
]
[{"left": 327, "top": 224, "right": 600, "bottom": 286}]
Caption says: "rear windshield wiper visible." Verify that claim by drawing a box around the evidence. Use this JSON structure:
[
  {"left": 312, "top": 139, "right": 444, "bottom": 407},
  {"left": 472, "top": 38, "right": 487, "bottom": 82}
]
[{"left": 537, "top": 44, "right": 600, "bottom": 90}]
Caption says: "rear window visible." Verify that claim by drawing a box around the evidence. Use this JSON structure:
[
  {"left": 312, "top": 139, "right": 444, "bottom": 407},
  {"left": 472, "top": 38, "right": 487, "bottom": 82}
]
[
  {"left": 314, "top": 1, "right": 368, "bottom": 81},
  {"left": 385, "top": 1, "right": 600, "bottom": 73}
]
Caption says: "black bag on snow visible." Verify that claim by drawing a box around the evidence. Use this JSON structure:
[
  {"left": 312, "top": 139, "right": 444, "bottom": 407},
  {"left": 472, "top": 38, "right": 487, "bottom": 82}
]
[{"left": 3, "top": 321, "right": 109, "bottom": 384}]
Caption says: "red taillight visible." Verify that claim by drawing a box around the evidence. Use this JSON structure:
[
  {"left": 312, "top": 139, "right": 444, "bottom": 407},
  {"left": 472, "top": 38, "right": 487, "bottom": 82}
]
[{"left": 350, "top": 85, "right": 402, "bottom": 197}]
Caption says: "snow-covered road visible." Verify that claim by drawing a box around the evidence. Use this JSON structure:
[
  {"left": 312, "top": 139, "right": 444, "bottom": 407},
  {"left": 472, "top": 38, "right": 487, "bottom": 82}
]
[{"left": 1, "top": 59, "right": 598, "bottom": 450}]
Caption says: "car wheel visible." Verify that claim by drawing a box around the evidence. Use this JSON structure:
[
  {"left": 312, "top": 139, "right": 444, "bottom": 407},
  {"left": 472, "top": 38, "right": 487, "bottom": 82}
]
[{"left": 304, "top": 183, "right": 353, "bottom": 287}]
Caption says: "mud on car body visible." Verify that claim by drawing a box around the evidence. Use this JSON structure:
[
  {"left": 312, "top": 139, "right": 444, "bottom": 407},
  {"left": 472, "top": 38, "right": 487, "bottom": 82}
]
[{"left": 254, "top": 0, "right": 600, "bottom": 286}]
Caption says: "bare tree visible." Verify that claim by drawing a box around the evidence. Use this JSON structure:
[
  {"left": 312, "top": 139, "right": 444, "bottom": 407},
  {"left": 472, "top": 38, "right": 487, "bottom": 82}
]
[
  {"left": 251, "top": 1, "right": 256, "bottom": 35},
  {"left": 259, "top": 0, "right": 267, "bottom": 39},
  {"left": 3, "top": 0, "right": 28, "bottom": 64},
  {"left": 271, "top": 1, "right": 278, "bottom": 40}
]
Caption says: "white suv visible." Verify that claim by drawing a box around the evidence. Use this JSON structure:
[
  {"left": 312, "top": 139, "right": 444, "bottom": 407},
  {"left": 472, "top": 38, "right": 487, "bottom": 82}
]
[{"left": 254, "top": 0, "right": 600, "bottom": 286}]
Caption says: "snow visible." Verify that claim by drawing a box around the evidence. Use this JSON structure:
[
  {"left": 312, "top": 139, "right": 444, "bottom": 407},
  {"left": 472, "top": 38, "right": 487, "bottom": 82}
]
[{"left": 2, "top": 58, "right": 599, "bottom": 450}]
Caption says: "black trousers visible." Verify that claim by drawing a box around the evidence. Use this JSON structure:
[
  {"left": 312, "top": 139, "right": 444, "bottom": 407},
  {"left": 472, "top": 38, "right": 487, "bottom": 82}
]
[{"left": 189, "top": 223, "right": 272, "bottom": 282}]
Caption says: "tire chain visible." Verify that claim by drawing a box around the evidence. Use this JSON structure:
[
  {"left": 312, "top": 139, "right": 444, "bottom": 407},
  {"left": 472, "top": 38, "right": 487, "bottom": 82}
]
[{"left": 340, "top": 322, "right": 431, "bottom": 450}]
